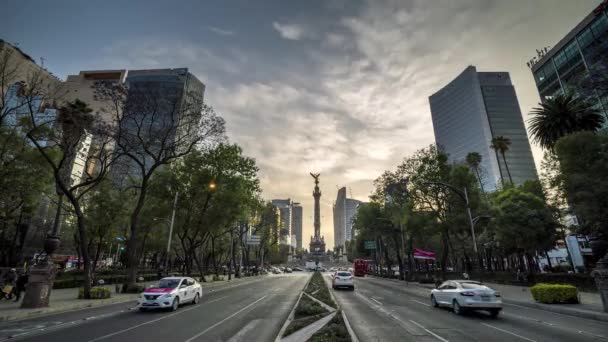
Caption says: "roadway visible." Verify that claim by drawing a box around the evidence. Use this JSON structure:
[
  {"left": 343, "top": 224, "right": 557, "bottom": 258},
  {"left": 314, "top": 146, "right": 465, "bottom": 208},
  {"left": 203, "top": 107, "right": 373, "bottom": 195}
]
[
  {"left": 331, "top": 275, "right": 608, "bottom": 342},
  {"left": 0, "top": 273, "right": 309, "bottom": 342}
]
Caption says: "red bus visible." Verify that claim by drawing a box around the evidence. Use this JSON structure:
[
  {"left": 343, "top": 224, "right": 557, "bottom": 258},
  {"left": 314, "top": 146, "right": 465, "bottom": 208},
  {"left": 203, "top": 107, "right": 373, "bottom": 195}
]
[{"left": 353, "top": 259, "right": 373, "bottom": 277}]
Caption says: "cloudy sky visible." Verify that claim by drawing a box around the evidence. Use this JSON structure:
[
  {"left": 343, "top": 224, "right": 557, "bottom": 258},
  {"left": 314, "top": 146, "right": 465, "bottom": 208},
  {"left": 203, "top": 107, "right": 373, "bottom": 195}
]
[{"left": 1, "top": 0, "right": 600, "bottom": 248}]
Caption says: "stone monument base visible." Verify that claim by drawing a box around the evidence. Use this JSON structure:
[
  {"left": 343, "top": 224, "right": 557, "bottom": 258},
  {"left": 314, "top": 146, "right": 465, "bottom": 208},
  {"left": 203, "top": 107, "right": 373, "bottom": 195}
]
[{"left": 21, "top": 263, "right": 56, "bottom": 309}]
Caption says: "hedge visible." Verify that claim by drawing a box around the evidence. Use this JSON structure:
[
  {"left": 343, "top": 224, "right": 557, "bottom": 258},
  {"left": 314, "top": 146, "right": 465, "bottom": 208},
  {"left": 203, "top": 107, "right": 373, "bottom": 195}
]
[
  {"left": 305, "top": 272, "right": 337, "bottom": 309},
  {"left": 530, "top": 283, "right": 579, "bottom": 304},
  {"left": 78, "top": 287, "right": 112, "bottom": 299},
  {"left": 309, "top": 310, "right": 351, "bottom": 342}
]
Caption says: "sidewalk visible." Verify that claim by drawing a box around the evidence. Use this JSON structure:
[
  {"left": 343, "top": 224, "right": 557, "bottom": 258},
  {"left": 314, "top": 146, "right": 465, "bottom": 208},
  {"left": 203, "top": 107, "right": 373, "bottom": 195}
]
[
  {"left": 0, "top": 274, "right": 266, "bottom": 322},
  {"left": 383, "top": 277, "right": 608, "bottom": 322}
]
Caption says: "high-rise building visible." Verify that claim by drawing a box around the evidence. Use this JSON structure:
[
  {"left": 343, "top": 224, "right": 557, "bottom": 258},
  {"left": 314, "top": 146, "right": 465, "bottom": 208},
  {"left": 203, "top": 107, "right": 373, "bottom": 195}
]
[
  {"left": 333, "top": 187, "right": 361, "bottom": 249},
  {"left": 429, "top": 66, "right": 538, "bottom": 190},
  {"left": 271, "top": 199, "right": 292, "bottom": 246},
  {"left": 529, "top": 2, "right": 608, "bottom": 122},
  {"left": 112, "top": 68, "right": 205, "bottom": 183},
  {"left": 291, "top": 203, "right": 303, "bottom": 250}
]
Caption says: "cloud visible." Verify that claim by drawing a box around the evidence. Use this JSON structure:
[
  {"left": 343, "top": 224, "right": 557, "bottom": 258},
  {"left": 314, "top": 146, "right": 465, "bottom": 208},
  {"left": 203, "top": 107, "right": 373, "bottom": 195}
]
[
  {"left": 272, "top": 21, "right": 306, "bottom": 40},
  {"left": 209, "top": 26, "right": 235, "bottom": 36}
]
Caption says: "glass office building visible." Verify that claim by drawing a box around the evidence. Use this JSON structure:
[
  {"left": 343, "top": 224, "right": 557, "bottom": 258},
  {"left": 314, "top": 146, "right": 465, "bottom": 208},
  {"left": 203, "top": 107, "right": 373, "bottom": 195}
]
[
  {"left": 429, "top": 66, "right": 538, "bottom": 191},
  {"left": 531, "top": 3, "right": 608, "bottom": 122}
]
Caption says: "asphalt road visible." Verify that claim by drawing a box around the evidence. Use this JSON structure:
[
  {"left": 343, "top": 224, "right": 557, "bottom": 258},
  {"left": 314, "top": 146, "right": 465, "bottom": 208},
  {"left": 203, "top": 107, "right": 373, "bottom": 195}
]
[
  {"left": 331, "top": 275, "right": 608, "bottom": 342},
  {"left": 0, "top": 273, "right": 309, "bottom": 342}
]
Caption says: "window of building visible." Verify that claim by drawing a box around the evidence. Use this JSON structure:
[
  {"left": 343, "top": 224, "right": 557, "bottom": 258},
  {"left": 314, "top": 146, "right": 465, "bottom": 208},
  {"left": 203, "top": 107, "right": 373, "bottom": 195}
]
[
  {"left": 577, "top": 28, "right": 594, "bottom": 48},
  {"left": 590, "top": 14, "right": 608, "bottom": 37},
  {"left": 553, "top": 50, "right": 567, "bottom": 68}
]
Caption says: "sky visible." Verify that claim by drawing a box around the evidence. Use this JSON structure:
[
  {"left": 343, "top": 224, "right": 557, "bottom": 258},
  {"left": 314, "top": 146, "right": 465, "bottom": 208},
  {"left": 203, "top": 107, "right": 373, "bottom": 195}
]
[{"left": 1, "top": 0, "right": 600, "bottom": 249}]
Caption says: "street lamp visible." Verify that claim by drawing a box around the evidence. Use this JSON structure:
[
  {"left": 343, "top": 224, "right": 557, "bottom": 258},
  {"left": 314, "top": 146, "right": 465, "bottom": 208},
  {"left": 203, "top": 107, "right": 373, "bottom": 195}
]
[{"left": 154, "top": 191, "right": 179, "bottom": 273}]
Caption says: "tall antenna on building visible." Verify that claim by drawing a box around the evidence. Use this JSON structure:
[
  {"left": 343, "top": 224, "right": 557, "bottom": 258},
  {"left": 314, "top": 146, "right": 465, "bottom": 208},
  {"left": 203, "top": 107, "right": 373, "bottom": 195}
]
[{"left": 349, "top": 187, "right": 353, "bottom": 198}]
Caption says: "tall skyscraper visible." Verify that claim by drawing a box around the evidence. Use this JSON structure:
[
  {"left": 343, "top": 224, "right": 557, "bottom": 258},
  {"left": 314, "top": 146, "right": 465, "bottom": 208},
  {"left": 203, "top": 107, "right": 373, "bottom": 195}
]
[
  {"left": 429, "top": 66, "right": 538, "bottom": 190},
  {"left": 112, "top": 68, "right": 205, "bottom": 183},
  {"left": 333, "top": 187, "right": 361, "bottom": 249},
  {"left": 271, "top": 199, "right": 292, "bottom": 246},
  {"left": 291, "top": 203, "right": 303, "bottom": 250},
  {"left": 529, "top": 3, "right": 608, "bottom": 122}
]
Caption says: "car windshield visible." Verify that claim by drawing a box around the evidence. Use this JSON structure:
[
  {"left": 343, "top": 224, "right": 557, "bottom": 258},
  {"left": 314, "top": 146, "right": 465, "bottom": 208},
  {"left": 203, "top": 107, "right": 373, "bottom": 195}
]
[
  {"left": 158, "top": 279, "right": 181, "bottom": 288},
  {"left": 337, "top": 272, "right": 351, "bottom": 277}
]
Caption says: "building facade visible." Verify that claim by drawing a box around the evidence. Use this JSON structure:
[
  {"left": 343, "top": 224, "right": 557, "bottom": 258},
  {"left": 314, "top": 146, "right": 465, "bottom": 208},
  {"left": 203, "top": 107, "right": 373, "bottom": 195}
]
[
  {"left": 333, "top": 187, "right": 361, "bottom": 250},
  {"left": 291, "top": 203, "right": 303, "bottom": 250},
  {"left": 429, "top": 66, "right": 538, "bottom": 190},
  {"left": 530, "top": 2, "right": 608, "bottom": 122},
  {"left": 271, "top": 199, "right": 292, "bottom": 246},
  {"left": 112, "top": 68, "right": 205, "bottom": 183}
]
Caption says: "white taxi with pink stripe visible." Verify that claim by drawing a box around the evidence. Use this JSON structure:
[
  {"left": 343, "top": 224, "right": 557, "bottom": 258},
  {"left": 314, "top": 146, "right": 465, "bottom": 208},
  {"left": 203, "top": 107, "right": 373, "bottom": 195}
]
[{"left": 138, "top": 277, "right": 202, "bottom": 312}]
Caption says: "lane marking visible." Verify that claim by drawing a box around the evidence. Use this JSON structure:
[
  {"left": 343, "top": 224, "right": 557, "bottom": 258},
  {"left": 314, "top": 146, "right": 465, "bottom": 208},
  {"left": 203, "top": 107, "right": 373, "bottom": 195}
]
[
  {"left": 371, "top": 298, "right": 383, "bottom": 305},
  {"left": 408, "top": 320, "right": 449, "bottom": 342},
  {"left": 578, "top": 330, "right": 608, "bottom": 341},
  {"left": 184, "top": 295, "right": 268, "bottom": 342},
  {"left": 481, "top": 323, "right": 537, "bottom": 342},
  {"left": 411, "top": 299, "right": 431, "bottom": 307},
  {"left": 226, "top": 319, "right": 261, "bottom": 342}
]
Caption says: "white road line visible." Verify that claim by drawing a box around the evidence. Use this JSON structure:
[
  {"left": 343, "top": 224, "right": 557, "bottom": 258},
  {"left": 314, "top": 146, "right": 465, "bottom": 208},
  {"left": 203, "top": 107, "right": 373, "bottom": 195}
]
[
  {"left": 481, "top": 323, "right": 537, "bottom": 342},
  {"left": 411, "top": 299, "right": 431, "bottom": 307},
  {"left": 578, "top": 330, "right": 608, "bottom": 340},
  {"left": 226, "top": 319, "right": 260, "bottom": 342},
  {"left": 408, "top": 320, "right": 449, "bottom": 342},
  {"left": 183, "top": 295, "right": 268, "bottom": 342},
  {"left": 371, "top": 298, "right": 383, "bottom": 305}
]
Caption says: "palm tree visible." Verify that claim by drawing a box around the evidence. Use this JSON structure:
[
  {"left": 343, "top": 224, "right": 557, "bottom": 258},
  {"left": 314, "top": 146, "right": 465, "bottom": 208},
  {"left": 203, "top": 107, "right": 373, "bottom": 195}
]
[
  {"left": 490, "top": 136, "right": 513, "bottom": 185},
  {"left": 528, "top": 93, "right": 604, "bottom": 150},
  {"left": 465, "top": 152, "right": 484, "bottom": 193}
]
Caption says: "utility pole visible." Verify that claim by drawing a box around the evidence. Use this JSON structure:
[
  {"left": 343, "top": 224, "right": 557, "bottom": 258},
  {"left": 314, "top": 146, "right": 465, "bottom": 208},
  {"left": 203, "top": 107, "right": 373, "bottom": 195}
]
[{"left": 165, "top": 191, "right": 179, "bottom": 273}]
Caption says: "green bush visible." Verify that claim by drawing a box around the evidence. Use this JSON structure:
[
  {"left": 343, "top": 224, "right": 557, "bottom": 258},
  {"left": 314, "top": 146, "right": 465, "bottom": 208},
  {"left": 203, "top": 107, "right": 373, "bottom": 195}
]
[
  {"left": 295, "top": 294, "right": 327, "bottom": 319},
  {"left": 530, "top": 283, "right": 579, "bottom": 304},
  {"left": 78, "top": 287, "right": 112, "bottom": 299},
  {"left": 305, "top": 272, "right": 337, "bottom": 308},
  {"left": 309, "top": 310, "right": 351, "bottom": 342},
  {"left": 212, "top": 275, "right": 224, "bottom": 281},
  {"left": 122, "top": 283, "right": 145, "bottom": 293}
]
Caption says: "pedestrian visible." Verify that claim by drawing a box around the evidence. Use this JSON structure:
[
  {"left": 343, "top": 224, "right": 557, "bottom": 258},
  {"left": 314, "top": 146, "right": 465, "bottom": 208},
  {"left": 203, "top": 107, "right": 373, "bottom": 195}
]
[
  {"left": 2, "top": 268, "right": 17, "bottom": 300},
  {"left": 14, "top": 270, "right": 28, "bottom": 302}
]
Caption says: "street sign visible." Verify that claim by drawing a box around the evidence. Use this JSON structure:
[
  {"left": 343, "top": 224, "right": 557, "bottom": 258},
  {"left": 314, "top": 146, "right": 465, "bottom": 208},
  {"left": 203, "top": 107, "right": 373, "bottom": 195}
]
[
  {"left": 364, "top": 240, "right": 376, "bottom": 250},
  {"left": 247, "top": 235, "right": 261, "bottom": 245}
]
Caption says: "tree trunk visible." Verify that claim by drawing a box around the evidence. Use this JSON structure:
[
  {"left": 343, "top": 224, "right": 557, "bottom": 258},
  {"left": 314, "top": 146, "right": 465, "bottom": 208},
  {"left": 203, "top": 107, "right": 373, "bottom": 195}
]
[
  {"left": 126, "top": 176, "right": 149, "bottom": 286},
  {"left": 501, "top": 153, "right": 513, "bottom": 185},
  {"left": 92, "top": 235, "right": 104, "bottom": 274}
]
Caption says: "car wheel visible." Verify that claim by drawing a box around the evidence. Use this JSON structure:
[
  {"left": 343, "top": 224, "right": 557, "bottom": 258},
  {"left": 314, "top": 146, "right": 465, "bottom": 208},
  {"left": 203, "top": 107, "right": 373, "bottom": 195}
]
[
  {"left": 170, "top": 297, "right": 179, "bottom": 312},
  {"left": 332, "top": 285, "right": 337, "bottom": 290},
  {"left": 192, "top": 293, "right": 200, "bottom": 305},
  {"left": 453, "top": 299, "right": 464, "bottom": 315},
  {"left": 431, "top": 295, "right": 439, "bottom": 308},
  {"left": 489, "top": 309, "right": 500, "bottom": 318}
]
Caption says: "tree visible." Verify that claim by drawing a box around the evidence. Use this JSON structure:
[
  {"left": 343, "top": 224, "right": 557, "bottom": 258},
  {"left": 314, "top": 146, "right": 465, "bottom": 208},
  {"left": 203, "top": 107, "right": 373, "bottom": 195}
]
[
  {"left": 94, "top": 81, "right": 226, "bottom": 287},
  {"left": 554, "top": 132, "right": 608, "bottom": 238},
  {"left": 490, "top": 136, "right": 513, "bottom": 185},
  {"left": 528, "top": 93, "right": 604, "bottom": 151},
  {"left": 465, "top": 152, "right": 484, "bottom": 193},
  {"left": 492, "top": 187, "right": 557, "bottom": 274},
  {"left": 24, "top": 98, "right": 117, "bottom": 298}
]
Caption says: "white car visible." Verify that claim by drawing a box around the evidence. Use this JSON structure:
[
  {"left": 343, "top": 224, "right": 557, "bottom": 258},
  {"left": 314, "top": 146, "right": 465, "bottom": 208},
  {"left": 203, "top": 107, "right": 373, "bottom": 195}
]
[
  {"left": 431, "top": 280, "right": 502, "bottom": 317},
  {"left": 138, "top": 277, "right": 202, "bottom": 312},
  {"left": 332, "top": 271, "right": 355, "bottom": 290}
]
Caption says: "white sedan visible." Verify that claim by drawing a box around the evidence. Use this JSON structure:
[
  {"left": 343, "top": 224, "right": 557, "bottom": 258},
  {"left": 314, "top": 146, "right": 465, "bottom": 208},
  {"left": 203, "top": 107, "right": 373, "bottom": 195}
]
[
  {"left": 332, "top": 271, "right": 355, "bottom": 290},
  {"left": 431, "top": 280, "right": 502, "bottom": 317},
  {"left": 138, "top": 277, "right": 202, "bottom": 311}
]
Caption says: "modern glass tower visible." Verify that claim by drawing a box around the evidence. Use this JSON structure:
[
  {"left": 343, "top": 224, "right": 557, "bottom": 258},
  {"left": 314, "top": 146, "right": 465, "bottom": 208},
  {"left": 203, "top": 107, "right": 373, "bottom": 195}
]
[
  {"left": 530, "top": 3, "right": 608, "bottom": 123},
  {"left": 429, "top": 66, "right": 538, "bottom": 191}
]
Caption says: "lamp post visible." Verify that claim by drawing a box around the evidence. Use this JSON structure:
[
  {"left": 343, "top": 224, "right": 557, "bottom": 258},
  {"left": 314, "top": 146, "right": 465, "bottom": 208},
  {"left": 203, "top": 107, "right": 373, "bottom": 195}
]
[{"left": 154, "top": 191, "right": 178, "bottom": 274}]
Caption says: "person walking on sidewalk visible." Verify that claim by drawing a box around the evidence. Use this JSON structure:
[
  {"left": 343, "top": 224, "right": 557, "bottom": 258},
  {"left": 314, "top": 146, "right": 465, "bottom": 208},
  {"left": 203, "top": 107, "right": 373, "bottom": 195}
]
[
  {"left": 13, "top": 270, "right": 28, "bottom": 302},
  {"left": 2, "top": 268, "right": 17, "bottom": 300}
]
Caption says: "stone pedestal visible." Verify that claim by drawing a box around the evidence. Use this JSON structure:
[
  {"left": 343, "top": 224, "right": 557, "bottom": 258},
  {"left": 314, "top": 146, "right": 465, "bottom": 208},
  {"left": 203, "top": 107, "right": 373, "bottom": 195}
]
[
  {"left": 21, "top": 263, "right": 56, "bottom": 308},
  {"left": 591, "top": 257, "right": 608, "bottom": 313}
]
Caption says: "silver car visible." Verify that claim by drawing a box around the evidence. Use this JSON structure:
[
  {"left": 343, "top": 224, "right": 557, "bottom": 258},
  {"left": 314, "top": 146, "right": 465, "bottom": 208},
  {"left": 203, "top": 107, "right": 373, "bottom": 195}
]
[{"left": 431, "top": 280, "right": 502, "bottom": 317}]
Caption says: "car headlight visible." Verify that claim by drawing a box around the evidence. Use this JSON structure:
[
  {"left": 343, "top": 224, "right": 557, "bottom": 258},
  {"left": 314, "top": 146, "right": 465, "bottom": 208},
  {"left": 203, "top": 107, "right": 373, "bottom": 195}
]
[{"left": 161, "top": 293, "right": 173, "bottom": 298}]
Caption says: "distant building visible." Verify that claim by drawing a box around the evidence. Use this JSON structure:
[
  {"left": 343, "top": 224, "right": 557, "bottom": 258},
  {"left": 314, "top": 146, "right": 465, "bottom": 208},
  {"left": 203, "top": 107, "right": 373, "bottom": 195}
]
[
  {"left": 333, "top": 187, "right": 361, "bottom": 250},
  {"left": 429, "top": 66, "right": 538, "bottom": 190},
  {"left": 530, "top": 3, "right": 608, "bottom": 123},
  {"left": 291, "top": 203, "right": 303, "bottom": 250},
  {"left": 271, "top": 199, "right": 292, "bottom": 246}
]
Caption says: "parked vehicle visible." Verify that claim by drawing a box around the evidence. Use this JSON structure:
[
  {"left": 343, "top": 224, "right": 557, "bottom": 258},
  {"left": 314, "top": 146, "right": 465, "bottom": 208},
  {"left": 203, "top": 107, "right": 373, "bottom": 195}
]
[
  {"left": 353, "top": 259, "right": 373, "bottom": 277},
  {"left": 138, "top": 277, "right": 202, "bottom": 312},
  {"left": 285, "top": 268, "right": 293, "bottom": 273},
  {"left": 430, "top": 280, "right": 502, "bottom": 317},
  {"left": 332, "top": 271, "right": 355, "bottom": 290}
]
